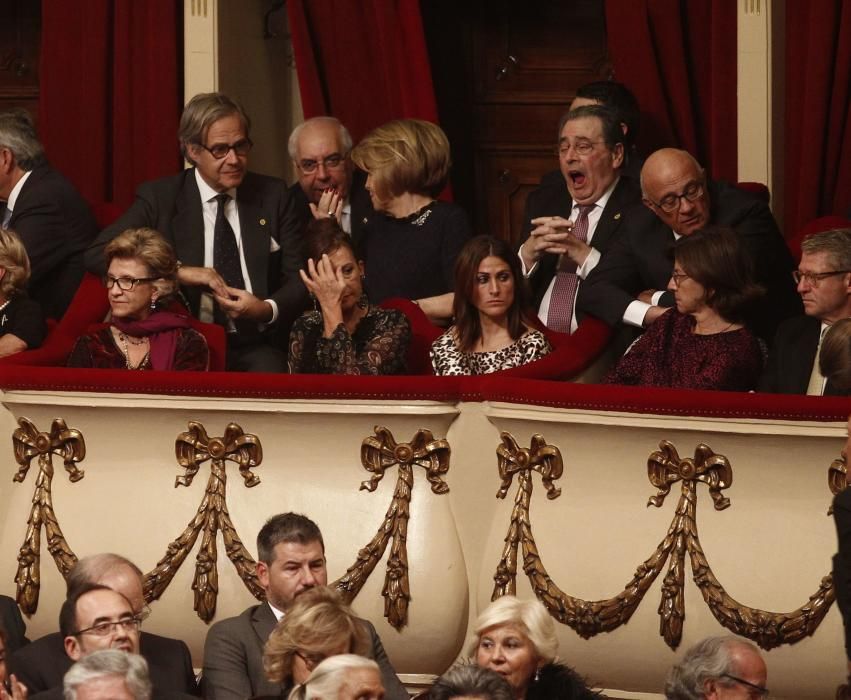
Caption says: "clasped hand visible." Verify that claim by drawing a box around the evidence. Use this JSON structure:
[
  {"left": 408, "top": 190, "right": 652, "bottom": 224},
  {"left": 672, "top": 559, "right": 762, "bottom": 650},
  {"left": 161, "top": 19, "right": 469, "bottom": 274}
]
[{"left": 524, "top": 216, "right": 591, "bottom": 267}]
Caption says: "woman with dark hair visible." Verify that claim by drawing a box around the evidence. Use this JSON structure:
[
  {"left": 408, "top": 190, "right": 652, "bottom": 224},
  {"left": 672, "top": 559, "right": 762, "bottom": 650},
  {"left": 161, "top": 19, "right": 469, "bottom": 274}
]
[
  {"left": 431, "top": 235, "right": 551, "bottom": 375},
  {"left": 350, "top": 119, "right": 471, "bottom": 322},
  {"left": 605, "top": 226, "right": 763, "bottom": 390},
  {"left": 67, "top": 228, "right": 209, "bottom": 370},
  {"left": 288, "top": 218, "right": 410, "bottom": 374}
]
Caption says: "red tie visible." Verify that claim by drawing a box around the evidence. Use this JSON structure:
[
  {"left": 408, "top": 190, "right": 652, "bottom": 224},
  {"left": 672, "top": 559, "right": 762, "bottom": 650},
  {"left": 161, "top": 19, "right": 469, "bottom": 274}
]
[{"left": 545, "top": 205, "right": 593, "bottom": 333}]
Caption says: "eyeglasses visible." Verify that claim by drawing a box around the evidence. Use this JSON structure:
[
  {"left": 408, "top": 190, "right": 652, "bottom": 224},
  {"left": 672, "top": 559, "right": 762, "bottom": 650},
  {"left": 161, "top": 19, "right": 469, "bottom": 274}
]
[
  {"left": 197, "top": 138, "right": 253, "bottom": 160},
  {"left": 104, "top": 275, "right": 157, "bottom": 291},
  {"left": 297, "top": 153, "right": 347, "bottom": 174},
  {"left": 791, "top": 269, "right": 851, "bottom": 286},
  {"left": 557, "top": 140, "right": 603, "bottom": 157},
  {"left": 720, "top": 673, "right": 769, "bottom": 698},
  {"left": 296, "top": 650, "right": 327, "bottom": 670},
  {"left": 74, "top": 616, "right": 142, "bottom": 637},
  {"left": 670, "top": 271, "right": 691, "bottom": 287},
  {"left": 646, "top": 182, "right": 705, "bottom": 213}
]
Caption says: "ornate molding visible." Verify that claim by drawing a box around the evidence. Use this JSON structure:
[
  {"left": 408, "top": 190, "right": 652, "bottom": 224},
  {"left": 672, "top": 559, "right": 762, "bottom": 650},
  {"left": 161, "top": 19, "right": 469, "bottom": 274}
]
[
  {"left": 12, "top": 418, "right": 84, "bottom": 614},
  {"left": 143, "top": 422, "right": 263, "bottom": 622},
  {"left": 334, "top": 426, "right": 450, "bottom": 630},
  {"left": 491, "top": 434, "right": 834, "bottom": 650}
]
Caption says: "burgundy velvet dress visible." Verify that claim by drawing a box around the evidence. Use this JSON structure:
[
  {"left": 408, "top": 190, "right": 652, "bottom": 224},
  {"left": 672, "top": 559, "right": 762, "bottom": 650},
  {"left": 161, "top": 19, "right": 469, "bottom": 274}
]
[
  {"left": 67, "top": 326, "right": 209, "bottom": 371},
  {"left": 604, "top": 310, "right": 763, "bottom": 391}
]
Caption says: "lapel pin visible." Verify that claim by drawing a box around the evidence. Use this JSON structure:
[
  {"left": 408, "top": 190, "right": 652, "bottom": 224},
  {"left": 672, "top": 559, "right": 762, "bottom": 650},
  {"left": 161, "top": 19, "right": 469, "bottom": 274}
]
[
  {"left": 259, "top": 218, "right": 267, "bottom": 226},
  {"left": 614, "top": 213, "right": 621, "bottom": 220},
  {"left": 362, "top": 217, "right": 368, "bottom": 224}
]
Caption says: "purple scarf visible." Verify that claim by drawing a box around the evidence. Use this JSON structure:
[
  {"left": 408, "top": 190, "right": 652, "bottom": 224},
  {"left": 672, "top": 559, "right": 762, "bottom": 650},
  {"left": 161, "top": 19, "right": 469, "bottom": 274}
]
[{"left": 111, "top": 311, "right": 193, "bottom": 371}]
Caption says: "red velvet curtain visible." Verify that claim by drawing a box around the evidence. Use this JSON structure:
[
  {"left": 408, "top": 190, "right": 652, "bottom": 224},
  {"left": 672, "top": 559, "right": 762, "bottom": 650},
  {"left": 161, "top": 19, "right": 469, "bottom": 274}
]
[
  {"left": 39, "top": 0, "right": 181, "bottom": 209},
  {"left": 605, "top": 0, "right": 738, "bottom": 182},
  {"left": 286, "top": 0, "right": 440, "bottom": 143},
  {"left": 785, "top": 0, "right": 851, "bottom": 235}
]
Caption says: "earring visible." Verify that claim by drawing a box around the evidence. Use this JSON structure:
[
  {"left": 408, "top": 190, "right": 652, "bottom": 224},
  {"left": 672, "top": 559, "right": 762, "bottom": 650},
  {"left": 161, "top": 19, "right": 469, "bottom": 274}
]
[
  {"left": 150, "top": 298, "right": 157, "bottom": 311},
  {"left": 357, "top": 292, "right": 369, "bottom": 310},
  {"left": 534, "top": 668, "right": 541, "bottom": 683}
]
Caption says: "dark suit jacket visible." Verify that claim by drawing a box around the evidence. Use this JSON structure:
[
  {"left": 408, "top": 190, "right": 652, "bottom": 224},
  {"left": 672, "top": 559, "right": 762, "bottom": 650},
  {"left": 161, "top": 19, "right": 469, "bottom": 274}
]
[
  {"left": 758, "top": 315, "right": 848, "bottom": 394},
  {"left": 578, "top": 180, "right": 802, "bottom": 340},
  {"left": 9, "top": 630, "right": 198, "bottom": 696},
  {"left": 84, "top": 169, "right": 307, "bottom": 332},
  {"left": 517, "top": 172, "right": 642, "bottom": 309},
  {"left": 6, "top": 164, "right": 98, "bottom": 319},
  {"left": 202, "top": 603, "right": 407, "bottom": 700},
  {"left": 0, "top": 595, "right": 27, "bottom": 653},
  {"left": 834, "top": 487, "right": 851, "bottom": 659},
  {"left": 32, "top": 685, "right": 197, "bottom": 700}
]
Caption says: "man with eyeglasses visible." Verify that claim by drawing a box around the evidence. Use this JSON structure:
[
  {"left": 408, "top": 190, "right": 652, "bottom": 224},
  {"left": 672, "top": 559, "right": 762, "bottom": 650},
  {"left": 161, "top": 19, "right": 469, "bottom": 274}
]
[
  {"left": 10, "top": 554, "right": 197, "bottom": 697},
  {"left": 287, "top": 117, "right": 373, "bottom": 247},
  {"left": 664, "top": 635, "right": 768, "bottom": 699},
  {"left": 85, "top": 92, "right": 305, "bottom": 372},
  {"left": 760, "top": 228, "right": 851, "bottom": 394},
  {"left": 578, "top": 148, "right": 800, "bottom": 342},
  {"left": 517, "top": 104, "right": 641, "bottom": 333}
]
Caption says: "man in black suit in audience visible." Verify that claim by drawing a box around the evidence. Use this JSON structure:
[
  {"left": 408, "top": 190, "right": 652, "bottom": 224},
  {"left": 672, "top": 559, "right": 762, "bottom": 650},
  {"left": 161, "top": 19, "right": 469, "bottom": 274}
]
[
  {"left": 759, "top": 228, "right": 851, "bottom": 394},
  {"left": 85, "top": 93, "right": 305, "bottom": 372},
  {"left": 203, "top": 512, "right": 406, "bottom": 700},
  {"left": 9, "top": 554, "right": 197, "bottom": 696},
  {"left": 578, "top": 148, "right": 801, "bottom": 341},
  {"left": 287, "top": 116, "right": 373, "bottom": 249},
  {"left": 0, "top": 110, "right": 98, "bottom": 319},
  {"left": 518, "top": 105, "right": 641, "bottom": 333},
  {"left": 0, "top": 594, "right": 27, "bottom": 653}
]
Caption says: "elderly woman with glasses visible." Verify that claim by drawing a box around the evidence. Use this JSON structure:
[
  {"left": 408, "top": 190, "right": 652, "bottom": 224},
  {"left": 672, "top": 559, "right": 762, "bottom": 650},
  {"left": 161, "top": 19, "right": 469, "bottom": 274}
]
[
  {"left": 604, "top": 226, "right": 763, "bottom": 390},
  {"left": 68, "top": 228, "right": 209, "bottom": 370}
]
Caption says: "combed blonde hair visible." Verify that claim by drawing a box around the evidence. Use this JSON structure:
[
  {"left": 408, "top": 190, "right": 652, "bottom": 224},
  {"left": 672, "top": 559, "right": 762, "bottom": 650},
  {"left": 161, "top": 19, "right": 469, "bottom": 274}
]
[
  {"left": 0, "top": 228, "right": 30, "bottom": 298},
  {"left": 263, "top": 587, "right": 368, "bottom": 684},
  {"left": 467, "top": 596, "right": 558, "bottom": 664},
  {"left": 350, "top": 119, "right": 450, "bottom": 201}
]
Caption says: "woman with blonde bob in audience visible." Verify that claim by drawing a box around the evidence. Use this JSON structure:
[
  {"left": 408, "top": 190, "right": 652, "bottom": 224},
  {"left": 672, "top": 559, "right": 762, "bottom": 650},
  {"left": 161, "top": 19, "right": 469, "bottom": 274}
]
[
  {"left": 257, "top": 587, "right": 369, "bottom": 699},
  {"left": 67, "top": 228, "right": 208, "bottom": 370},
  {"left": 350, "top": 118, "right": 471, "bottom": 322},
  {"left": 470, "top": 596, "right": 599, "bottom": 700},
  {"left": 431, "top": 235, "right": 551, "bottom": 375},
  {"left": 287, "top": 655, "right": 383, "bottom": 700},
  {"left": 0, "top": 227, "right": 46, "bottom": 357}
]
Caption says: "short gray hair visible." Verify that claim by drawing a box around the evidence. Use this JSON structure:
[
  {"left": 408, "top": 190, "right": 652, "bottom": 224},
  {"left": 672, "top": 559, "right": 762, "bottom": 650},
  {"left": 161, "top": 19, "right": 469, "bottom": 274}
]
[
  {"left": 430, "top": 663, "right": 514, "bottom": 700},
  {"left": 0, "top": 110, "right": 46, "bottom": 170},
  {"left": 288, "top": 116, "right": 353, "bottom": 161},
  {"left": 664, "top": 636, "right": 758, "bottom": 699},
  {"left": 800, "top": 228, "right": 851, "bottom": 271},
  {"left": 467, "top": 596, "right": 558, "bottom": 664},
  {"left": 63, "top": 650, "right": 152, "bottom": 700},
  {"left": 178, "top": 92, "right": 251, "bottom": 165},
  {"left": 288, "top": 654, "right": 379, "bottom": 700}
]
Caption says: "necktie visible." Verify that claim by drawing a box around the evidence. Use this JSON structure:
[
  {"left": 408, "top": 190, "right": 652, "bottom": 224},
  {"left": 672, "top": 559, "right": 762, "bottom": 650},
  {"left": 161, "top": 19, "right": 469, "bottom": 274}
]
[
  {"left": 213, "top": 194, "right": 245, "bottom": 289},
  {"left": 546, "top": 205, "right": 593, "bottom": 333},
  {"left": 0, "top": 203, "right": 11, "bottom": 228},
  {"left": 806, "top": 325, "right": 828, "bottom": 396}
]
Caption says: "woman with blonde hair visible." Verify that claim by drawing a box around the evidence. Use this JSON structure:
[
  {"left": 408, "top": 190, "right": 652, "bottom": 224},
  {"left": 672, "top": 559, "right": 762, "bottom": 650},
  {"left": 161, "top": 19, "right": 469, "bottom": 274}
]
[
  {"left": 350, "top": 119, "right": 471, "bottom": 322},
  {"left": 67, "top": 227, "right": 208, "bottom": 370},
  {"left": 0, "top": 227, "right": 46, "bottom": 357}
]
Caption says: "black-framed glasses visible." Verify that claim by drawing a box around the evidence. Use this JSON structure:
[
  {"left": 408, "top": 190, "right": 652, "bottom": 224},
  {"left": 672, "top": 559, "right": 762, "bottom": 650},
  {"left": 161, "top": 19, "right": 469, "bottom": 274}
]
[
  {"left": 103, "top": 275, "right": 157, "bottom": 291},
  {"left": 197, "top": 138, "right": 253, "bottom": 160},
  {"left": 646, "top": 181, "right": 705, "bottom": 213},
  {"left": 792, "top": 269, "right": 851, "bottom": 286},
  {"left": 296, "top": 650, "right": 327, "bottom": 670},
  {"left": 670, "top": 271, "right": 691, "bottom": 287},
  {"left": 297, "top": 153, "right": 347, "bottom": 174},
  {"left": 74, "top": 615, "right": 142, "bottom": 638},
  {"left": 556, "top": 139, "right": 604, "bottom": 157},
  {"left": 720, "top": 673, "right": 769, "bottom": 698}
]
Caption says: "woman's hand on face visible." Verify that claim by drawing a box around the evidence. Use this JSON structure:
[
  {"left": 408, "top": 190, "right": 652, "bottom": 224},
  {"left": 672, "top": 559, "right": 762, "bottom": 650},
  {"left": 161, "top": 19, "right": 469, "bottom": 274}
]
[
  {"left": 0, "top": 674, "right": 28, "bottom": 700},
  {"left": 308, "top": 189, "right": 343, "bottom": 225},
  {"left": 299, "top": 254, "right": 346, "bottom": 311}
]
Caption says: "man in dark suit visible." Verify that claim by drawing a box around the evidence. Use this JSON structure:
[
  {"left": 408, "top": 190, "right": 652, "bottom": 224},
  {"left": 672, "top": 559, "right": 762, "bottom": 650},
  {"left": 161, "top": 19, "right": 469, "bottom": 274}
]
[
  {"left": 202, "top": 513, "right": 407, "bottom": 700},
  {"left": 578, "top": 148, "right": 801, "bottom": 340},
  {"left": 0, "top": 110, "right": 98, "bottom": 319},
  {"left": 518, "top": 105, "right": 641, "bottom": 333},
  {"left": 759, "top": 228, "right": 851, "bottom": 394},
  {"left": 0, "top": 594, "right": 27, "bottom": 654},
  {"left": 9, "top": 554, "right": 197, "bottom": 696},
  {"left": 286, "top": 116, "right": 373, "bottom": 250},
  {"left": 85, "top": 93, "right": 305, "bottom": 372}
]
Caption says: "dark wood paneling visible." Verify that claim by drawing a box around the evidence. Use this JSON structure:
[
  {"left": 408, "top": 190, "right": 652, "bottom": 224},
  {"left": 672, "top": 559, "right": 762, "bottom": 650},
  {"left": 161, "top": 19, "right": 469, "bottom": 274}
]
[{"left": 0, "top": 1, "right": 40, "bottom": 122}]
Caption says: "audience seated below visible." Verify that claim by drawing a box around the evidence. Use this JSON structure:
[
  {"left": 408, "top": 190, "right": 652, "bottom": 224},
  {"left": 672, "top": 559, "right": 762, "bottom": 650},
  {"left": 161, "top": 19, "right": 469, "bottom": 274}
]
[
  {"left": 518, "top": 104, "right": 640, "bottom": 334},
  {"left": 350, "top": 119, "right": 471, "bottom": 324},
  {"left": 287, "top": 116, "right": 373, "bottom": 249},
  {"left": 68, "top": 228, "right": 209, "bottom": 371},
  {"left": 429, "top": 664, "right": 514, "bottom": 700},
  {"left": 63, "top": 649, "right": 155, "bottom": 700},
  {"left": 760, "top": 228, "right": 851, "bottom": 395},
  {"left": 431, "top": 235, "right": 551, "bottom": 376},
  {"left": 605, "top": 227, "right": 764, "bottom": 391},
  {"left": 0, "top": 109, "right": 98, "bottom": 321},
  {"left": 274, "top": 654, "right": 384, "bottom": 700},
  {"left": 0, "top": 227, "right": 45, "bottom": 357},
  {"left": 664, "top": 635, "right": 767, "bottom": 699},
  {"left": 9, "top": 554, "right": 197, "bottom": 697},
  {"left": 288, "top": 218, "right": 410, "bottom": 375},
  {"left": 0, "top": 594, "right": 27, "bottom": 655},
  {"left": 84, "top": 92, "right": 307, "bottom": 373},
  {"left": 202, "top": 512, "right": 406, "bottom": 700},
  {"left": 578, "top": 148, "right": 801, "bottom": 343}
]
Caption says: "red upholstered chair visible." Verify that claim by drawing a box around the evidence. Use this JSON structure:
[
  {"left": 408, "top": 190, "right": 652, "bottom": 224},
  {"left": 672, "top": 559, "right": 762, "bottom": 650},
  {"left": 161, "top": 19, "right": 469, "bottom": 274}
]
[
  {"left": 379, "top": 298, "right": 442, "bottom": 374},
  {"left": 785, "top": 215, "right": 851, "bottom": 263}
]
